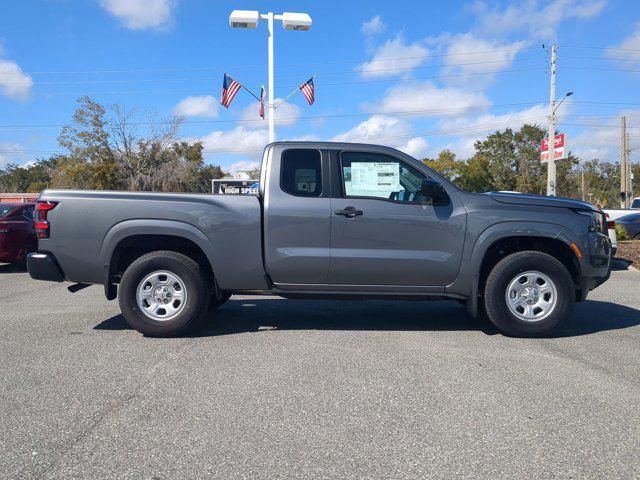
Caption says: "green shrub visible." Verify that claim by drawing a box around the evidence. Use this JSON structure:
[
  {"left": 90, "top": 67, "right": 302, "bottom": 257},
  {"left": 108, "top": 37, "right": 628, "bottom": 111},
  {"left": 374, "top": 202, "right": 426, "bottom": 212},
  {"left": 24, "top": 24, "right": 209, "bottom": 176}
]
[{"left": 615, "top": 223, "right": 629, "bottom": 241}]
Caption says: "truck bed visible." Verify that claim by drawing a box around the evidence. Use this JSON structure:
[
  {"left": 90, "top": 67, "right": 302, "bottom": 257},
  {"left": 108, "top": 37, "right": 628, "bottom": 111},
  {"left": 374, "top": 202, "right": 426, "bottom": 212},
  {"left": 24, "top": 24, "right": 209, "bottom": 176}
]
[{"left": 37, "top": 190, "right": 268, "bottom": 290}]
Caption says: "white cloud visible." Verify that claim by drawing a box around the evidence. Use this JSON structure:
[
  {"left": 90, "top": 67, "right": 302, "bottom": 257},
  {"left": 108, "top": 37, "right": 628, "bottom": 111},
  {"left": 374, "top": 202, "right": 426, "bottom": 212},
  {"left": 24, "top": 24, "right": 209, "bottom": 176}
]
[
  {"left": 434, "top": 33, "right": 528, "bottom": 86},
  {"left": 437, "top": 103, "right": 551, "bottom": 136},
  {"left": 239, "top": 98, "right": 302, "bottom": 127},
  {"left": 403, "top": 137, "right": 430, "bottom": 158},
  {"left": 0, "top": 142, "right": 25, "bottom": 167},
  {"left": 0, "top": 59, "right": 33, "bottom": 101},
  {"left": 471, "top": 0, "right": 607, "bottom": 40},
  {"left": 363, "top": 81, "right": 490, "bottom": 117},
  {"left": 173, "top": 95, "right": 218, "bottom": 118},
  {"left": 570, "top": 111, "right": 639, "bottom": 161},
  {"left": 227, "top": 160, "right": 261, "bottom": 175},
  {"left": 361, "top": 15, "right": 386, "bottom": 36},
  {"left": 100, "top": 0, "right": 177, "bottom": 31},
  {"left": 332, "top": 115, "right": 429, "bottom": 158},
  {"left": 356, "top": 35, "right": 429, "bottom": 78},
  {"left": 606, "top": 23, "right": 640, "bottom": 64},
  {"left": 286, "top": 134, "right": 320, "bottom": 142},
  {"left": 200, "top": 126, "right": 268, "bottom": 160}
]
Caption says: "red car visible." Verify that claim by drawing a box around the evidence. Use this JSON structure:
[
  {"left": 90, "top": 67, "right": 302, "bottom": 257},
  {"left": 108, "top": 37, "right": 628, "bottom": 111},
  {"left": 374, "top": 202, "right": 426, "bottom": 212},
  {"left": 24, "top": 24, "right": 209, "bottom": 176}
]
[{"left": 0, "top": 203, "right": 36, "bottom": 264}]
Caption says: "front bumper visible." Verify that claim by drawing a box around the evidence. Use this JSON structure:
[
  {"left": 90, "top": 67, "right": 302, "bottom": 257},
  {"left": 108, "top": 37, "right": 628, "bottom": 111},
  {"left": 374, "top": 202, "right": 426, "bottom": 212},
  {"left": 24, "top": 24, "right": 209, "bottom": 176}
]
[
  {"left": 576, "top": 232, "right": 612, "bottom": 301},
  {"left": 27, "top": 253, "right": 65, "bottom": 282}
]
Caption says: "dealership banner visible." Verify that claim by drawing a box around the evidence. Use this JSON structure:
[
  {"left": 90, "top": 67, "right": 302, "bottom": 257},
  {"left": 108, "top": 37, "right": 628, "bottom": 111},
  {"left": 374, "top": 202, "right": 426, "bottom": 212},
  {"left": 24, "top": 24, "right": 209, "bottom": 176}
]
[{"left": 540, "top": 133, "right": 567, "bottom": 162}]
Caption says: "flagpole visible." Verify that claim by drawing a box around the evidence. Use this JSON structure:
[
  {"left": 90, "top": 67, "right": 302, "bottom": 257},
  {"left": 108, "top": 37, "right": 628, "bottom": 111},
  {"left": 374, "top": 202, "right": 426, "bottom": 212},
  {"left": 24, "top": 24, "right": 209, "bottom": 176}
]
[
  {"left": 239, "top": 84, "right": 262, "bottom": 102},
  {"left": 274, "top": 75, "right": 315, "bottom": 110}
]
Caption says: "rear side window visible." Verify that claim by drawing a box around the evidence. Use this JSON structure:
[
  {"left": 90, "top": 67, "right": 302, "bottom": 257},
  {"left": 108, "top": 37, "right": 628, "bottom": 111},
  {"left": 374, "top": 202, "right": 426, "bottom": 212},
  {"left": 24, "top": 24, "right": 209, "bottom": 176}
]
[
  {"left": 280, "top": 149, "right": 322, "bottom": 197},
  {"left": 632, "top": 198, "right": 640, "bottom": 209},
  {"left": 23, "top": 207, "right": 34, "bottom": 220}
]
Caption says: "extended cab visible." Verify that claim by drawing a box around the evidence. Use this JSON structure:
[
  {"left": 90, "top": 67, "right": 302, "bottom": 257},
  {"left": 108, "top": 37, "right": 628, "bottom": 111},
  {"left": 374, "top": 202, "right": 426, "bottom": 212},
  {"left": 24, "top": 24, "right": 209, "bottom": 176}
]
[{"left": 27, "top": 142, "right": 611, "bottom": 337}]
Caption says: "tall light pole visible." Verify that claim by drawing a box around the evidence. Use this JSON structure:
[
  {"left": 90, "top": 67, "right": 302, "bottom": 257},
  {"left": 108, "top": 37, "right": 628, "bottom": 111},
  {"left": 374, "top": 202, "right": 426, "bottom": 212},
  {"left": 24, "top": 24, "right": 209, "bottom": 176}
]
[{"left": 229, "top": 10, "right": 313, "bottom": 144}]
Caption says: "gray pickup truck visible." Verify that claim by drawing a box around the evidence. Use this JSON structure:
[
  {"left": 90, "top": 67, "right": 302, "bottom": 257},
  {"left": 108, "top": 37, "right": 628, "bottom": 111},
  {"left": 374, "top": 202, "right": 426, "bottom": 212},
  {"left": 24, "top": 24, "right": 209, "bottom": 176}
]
[{"left": 27, "top": 141, "right": 611, "bottom": 337}]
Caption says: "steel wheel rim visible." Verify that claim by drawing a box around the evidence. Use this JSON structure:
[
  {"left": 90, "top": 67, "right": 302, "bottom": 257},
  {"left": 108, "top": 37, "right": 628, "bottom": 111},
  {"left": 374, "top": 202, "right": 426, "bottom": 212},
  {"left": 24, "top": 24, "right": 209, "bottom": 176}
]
[
  {"left": 136, "top": 271, "right": 187, "bottom": 321},
  {"left": 505, "top": 270, "right": 558, "bottom": 322}
]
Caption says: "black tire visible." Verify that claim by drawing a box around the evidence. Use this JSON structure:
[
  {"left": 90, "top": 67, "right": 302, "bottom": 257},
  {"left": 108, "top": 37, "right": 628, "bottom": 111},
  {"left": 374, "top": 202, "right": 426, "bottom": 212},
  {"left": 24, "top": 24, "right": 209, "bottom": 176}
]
[
  {"left": 118, "top": 251, "right": 210, "bottom": 336},
  {"left": 209, "top": 291, "right": 232, "bottom": 310},
  {"left": 483, "top": 251, "right": 575, "bottom": 337}
]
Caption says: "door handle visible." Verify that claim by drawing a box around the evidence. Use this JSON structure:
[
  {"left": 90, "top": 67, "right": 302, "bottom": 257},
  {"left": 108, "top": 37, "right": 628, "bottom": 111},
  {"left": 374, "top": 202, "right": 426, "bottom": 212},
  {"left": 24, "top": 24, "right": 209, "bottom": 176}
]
[{"left": 334, "top": 206, "right": 363, "bottom": 218}]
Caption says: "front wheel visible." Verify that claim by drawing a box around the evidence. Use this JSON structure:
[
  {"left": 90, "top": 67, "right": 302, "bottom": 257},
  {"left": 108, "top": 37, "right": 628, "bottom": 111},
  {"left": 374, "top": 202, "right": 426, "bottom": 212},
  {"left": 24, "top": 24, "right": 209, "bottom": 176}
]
[
  {"left": 483, "top": 251, "right": 575, "bottom": 337},
  {"left": 118, "top": 251, "right": 210, "bottom": 336}
]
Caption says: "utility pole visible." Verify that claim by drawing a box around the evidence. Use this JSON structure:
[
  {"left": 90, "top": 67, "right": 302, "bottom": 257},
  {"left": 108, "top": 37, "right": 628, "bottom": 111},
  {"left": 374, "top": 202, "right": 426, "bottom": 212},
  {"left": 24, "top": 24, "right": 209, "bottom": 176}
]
[
  {"left": 581, "top": 170, "right": 585, "bottom": 202},
  {"left": 627, "top": 131, "right": 633, "bottom": 206},
  {"left": 621, "top": 116, "right": 627, "bottom": 208},
  {"left": 546, "top": 45, "right": 557, "bottom": 197}
]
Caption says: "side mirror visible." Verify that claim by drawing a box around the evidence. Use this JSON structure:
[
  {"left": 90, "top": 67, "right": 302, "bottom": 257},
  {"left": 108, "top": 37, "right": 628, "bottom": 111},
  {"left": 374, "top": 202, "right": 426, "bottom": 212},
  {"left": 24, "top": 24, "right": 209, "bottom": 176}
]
[{"left": 421, "top": 179, "right": 450, "bottom": 206}]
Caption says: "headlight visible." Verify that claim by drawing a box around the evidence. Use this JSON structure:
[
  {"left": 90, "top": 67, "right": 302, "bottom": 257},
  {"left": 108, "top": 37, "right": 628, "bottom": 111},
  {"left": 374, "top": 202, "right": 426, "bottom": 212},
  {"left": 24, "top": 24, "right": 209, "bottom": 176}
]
[{"left": 576, "top": 210, "right": 605, "bottom": 233}]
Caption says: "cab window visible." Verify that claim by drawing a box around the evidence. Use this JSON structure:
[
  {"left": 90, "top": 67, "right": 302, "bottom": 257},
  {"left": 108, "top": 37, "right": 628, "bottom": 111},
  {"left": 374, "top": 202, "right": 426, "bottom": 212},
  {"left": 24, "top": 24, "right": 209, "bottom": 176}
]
[
  {"left": 280, "top": 149, "right": 322, "bottom": 198},
  {"left": 340, "top": 151, "right": 431, "bottom": 203},
  {"left": 23, "top": 206, "right": 34, "bottom": 220}
]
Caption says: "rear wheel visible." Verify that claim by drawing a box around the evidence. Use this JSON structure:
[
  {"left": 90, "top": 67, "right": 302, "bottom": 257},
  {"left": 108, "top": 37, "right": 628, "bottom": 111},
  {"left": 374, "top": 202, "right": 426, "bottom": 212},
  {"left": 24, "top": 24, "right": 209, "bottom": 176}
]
[
  {"left": 483, "top": 251, "right": 575, "bottom": 337},
  {"left": 118, "top": 251, "right": 210, "bottom": 336}
]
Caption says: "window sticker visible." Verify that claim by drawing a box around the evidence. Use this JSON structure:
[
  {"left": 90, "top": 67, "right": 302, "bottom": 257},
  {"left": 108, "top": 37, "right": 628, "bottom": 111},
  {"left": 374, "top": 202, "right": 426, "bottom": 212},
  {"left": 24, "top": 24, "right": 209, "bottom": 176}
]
[{"left": 349, "top": 162, "right": 400, "bottom": 195}]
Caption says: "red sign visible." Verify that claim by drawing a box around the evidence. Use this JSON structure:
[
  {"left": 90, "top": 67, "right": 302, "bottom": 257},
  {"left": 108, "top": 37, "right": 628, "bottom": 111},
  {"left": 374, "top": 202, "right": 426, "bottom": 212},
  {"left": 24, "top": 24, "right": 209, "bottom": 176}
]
[
  {"left": 541, "top": 133, "right": 565, "bottom": 151},
  {"left": 541, "top": 133, "right": 567, "bottom": 162}
]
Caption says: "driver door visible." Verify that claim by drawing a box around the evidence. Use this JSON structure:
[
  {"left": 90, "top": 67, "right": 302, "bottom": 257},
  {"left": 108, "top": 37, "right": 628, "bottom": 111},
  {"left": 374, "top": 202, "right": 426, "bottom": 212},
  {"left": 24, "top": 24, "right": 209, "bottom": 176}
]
[{"left": 328, "top": 150, "right": 466, "bottom": 288}]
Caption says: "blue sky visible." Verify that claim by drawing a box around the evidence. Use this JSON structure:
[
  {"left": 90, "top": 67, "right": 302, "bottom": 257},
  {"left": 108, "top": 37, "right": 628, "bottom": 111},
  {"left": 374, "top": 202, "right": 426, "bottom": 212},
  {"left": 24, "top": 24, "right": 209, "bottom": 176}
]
[{"left": 1, "top": 0, "right": 640, "bottom": 173}]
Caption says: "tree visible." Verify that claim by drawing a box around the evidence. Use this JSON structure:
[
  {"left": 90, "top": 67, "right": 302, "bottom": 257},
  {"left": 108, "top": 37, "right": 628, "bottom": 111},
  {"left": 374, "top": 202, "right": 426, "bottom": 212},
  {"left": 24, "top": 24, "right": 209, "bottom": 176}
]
[
  {"left": 51, "top": 96, "right": 224, "bottom": 193},
  {"left": 0, "top": 158, "right": 56, "bottom": 193},
  {"left": 422, "top": 150, "right": 463, "bottom": 181},
  {"left": 457, "top": 154, "right": 494, "bottom": 192},
  {"left": 474, "top": 128, "right": 518, "bottom": 191}
]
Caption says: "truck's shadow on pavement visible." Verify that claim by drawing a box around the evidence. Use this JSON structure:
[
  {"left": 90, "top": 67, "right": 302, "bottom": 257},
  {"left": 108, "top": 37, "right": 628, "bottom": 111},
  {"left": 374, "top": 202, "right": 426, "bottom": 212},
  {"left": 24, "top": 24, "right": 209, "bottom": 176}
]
[
  {"left": 0, "top": 263, "right": 26, "bottom": 273},
  {"left": 95, "top": 298, "right": 640, "bottom": 338}
]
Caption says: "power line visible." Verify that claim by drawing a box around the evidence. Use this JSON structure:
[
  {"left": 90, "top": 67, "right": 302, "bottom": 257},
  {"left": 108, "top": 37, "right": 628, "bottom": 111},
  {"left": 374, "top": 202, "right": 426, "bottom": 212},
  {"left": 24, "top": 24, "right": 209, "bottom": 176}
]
[
  {"left": 561, "top": 66, "right": 640, "bottom": 73},
  {"left": 29, "top": 68, "right": 546, "bottom": 96},
  {"left": 3, "top": 103, "right": 638, "bottom": 131},
  {"left": 562, "top": 55, "right": 640, "bottom": 62},
  {"left": 0, "top": 46, "right": 539, "bottom": 77},
  {"left": 2, "top": 60, "right": 545, "bottom": 86},
  {"left": 560, "top": 44, "right": 640, "bottom": 53},
  {"left": 0, "top": 115, "right": 552, "bottom": 156},
  {"left": 0, "top": 102, "right": 541, "bottom": 129}
]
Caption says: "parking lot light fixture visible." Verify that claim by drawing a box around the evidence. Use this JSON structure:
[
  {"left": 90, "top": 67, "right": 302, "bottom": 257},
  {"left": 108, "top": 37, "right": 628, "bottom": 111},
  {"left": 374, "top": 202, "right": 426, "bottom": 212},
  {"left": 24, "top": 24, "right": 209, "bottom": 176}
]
[{"left": 229, "top": 10, "right": 313, "bottom": 143}]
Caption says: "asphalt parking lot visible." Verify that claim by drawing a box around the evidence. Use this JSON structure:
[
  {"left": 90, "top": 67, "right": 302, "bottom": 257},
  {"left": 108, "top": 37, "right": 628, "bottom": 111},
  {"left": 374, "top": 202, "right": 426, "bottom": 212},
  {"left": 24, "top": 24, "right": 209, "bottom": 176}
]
[{"left": 1, "top": 264, "right": 639, "bottom": 480}]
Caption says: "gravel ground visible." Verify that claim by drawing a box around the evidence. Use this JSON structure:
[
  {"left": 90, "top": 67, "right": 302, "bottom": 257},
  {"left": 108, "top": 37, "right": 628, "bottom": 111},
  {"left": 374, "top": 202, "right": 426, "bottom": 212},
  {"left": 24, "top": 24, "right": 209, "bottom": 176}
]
[
  {"left": 1, "top": 264, "right": 639, "bottom": 480},
  {"left": 616, "top": 240, "right": 640, "bottom": 267}
]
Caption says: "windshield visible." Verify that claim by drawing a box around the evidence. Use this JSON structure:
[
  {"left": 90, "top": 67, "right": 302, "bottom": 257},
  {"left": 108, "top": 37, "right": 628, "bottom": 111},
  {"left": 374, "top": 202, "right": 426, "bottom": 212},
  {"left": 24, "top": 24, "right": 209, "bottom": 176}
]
[
  {"left": 0, "top": 206, "right": 15, "bottom": 218},
  {"left": 632, "top": 198, "right": 640, "bottom": 209}
]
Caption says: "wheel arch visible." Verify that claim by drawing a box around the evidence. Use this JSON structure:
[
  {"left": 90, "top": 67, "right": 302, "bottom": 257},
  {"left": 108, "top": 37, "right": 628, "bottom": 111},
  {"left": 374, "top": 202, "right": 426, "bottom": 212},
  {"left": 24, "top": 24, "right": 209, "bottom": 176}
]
[
  {"left": 462, "top": 221, "right": 583, "bottom": 317},
  {"left": 100, "top": 220, "right": 217, "bottom": 300}
]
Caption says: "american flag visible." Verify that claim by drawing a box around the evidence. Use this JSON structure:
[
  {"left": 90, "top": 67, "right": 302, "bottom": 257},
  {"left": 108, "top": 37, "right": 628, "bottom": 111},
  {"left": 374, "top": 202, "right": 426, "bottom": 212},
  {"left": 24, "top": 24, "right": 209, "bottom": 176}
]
[
  {"left": 299, "top": 77, "right": 315, "bottom": 105},
  {"left": 259, "top": 85, "right": 266, "bottom": 119},
  {"left": 221, "top": 73, "right": 241, "bottom": 108}
]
